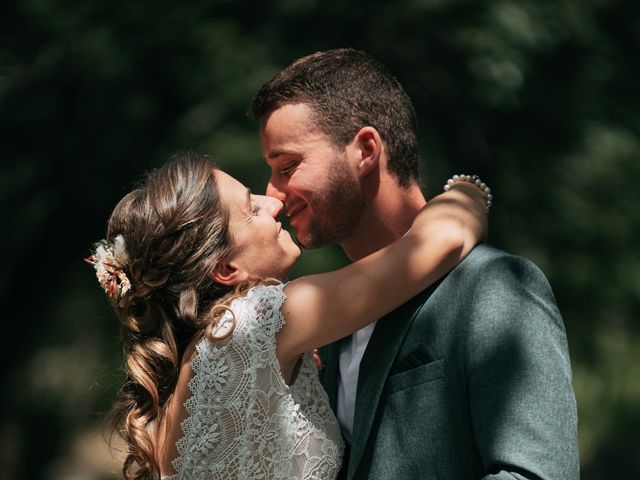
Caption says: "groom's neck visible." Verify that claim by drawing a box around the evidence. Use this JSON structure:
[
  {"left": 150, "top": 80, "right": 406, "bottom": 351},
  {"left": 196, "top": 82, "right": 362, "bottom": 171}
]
[{"left": 340, "top": 182, "right": 427, "bottom": 262}]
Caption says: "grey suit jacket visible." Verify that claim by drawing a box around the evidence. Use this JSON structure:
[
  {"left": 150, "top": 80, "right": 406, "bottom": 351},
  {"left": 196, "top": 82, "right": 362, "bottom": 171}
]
[{"left": 319, "top": 245, "right": 579, "bottom": 479}]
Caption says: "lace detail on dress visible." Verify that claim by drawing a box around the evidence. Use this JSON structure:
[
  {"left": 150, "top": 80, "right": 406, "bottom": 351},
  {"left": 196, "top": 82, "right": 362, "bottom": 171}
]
[{"left": 164, "top": 283, "right": 343, "bottom": 480}]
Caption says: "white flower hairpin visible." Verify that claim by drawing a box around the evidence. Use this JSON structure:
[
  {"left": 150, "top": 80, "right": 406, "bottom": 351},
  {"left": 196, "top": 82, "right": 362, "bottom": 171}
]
[{"left": 86, "top": 234, "right": 131, "bottom": 301}]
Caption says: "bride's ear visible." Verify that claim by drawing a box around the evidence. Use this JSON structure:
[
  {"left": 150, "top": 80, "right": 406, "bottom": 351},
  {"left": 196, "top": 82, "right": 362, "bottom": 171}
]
[{"left": 211, "top": 261, "right": 246, "bottom": 286}]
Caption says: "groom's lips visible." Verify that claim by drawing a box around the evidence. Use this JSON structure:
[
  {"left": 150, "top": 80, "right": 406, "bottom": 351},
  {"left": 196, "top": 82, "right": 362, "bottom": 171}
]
[{"left": 287, "top": 203, "right": 308, "bottom": 225}]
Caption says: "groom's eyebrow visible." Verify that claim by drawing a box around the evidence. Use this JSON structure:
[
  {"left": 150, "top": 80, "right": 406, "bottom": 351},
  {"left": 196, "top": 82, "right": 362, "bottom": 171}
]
[
  {"left": 265, "top": 151, "right": 282, "bottom": 161},
  {"left": 266, "top": 149, "right": 296, "bottom": 160}
]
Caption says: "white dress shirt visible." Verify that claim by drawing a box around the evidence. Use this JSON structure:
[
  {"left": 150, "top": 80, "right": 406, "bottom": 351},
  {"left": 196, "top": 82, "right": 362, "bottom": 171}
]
[{"left": 337, "top": 321, "right": 377, "bottom": 442}]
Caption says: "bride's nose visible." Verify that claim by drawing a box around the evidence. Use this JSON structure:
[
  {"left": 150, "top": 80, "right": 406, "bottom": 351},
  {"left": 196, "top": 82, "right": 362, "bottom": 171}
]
[{"left": 259, "top": 195, "right": 284, "bottom": 218}]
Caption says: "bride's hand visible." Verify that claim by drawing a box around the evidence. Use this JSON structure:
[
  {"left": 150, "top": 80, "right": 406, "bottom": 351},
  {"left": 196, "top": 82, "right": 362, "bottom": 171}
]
[{"left": 409, "top": 180, "right": 489, "bottom": 252}]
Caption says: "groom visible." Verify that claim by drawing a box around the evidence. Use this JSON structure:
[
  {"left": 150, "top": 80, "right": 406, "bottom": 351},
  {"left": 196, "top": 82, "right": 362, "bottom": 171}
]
[{"left": 251, "top": 49, "right": 579, "bottom": 479}]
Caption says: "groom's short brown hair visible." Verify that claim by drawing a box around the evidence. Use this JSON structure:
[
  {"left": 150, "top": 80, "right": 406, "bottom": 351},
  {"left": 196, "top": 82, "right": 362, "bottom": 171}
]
[{"left": 250, "top": 48, "right": 420, "bottom": 188}]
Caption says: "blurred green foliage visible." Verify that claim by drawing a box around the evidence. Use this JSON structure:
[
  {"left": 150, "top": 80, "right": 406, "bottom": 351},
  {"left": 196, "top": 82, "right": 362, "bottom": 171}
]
[{"left": 1, "top": 0, "right": 638, "bottom": 478}]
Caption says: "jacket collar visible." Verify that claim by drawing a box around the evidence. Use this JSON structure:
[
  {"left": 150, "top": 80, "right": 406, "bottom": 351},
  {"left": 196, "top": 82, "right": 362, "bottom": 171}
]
[{"left": 348, "top": 286, "right": 437, "bottom": 477}]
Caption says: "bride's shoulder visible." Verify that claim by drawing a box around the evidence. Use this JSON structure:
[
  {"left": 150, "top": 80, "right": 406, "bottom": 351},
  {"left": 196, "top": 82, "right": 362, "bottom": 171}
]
[
  {"left": 207, "top": 282, "right": 287, "bottom": 342},
  {"left": 246, "top": 281, "right": 286, "bottom": 300},
  {"left": 231, "top": 282, "right": 286, "bottom": 314}
]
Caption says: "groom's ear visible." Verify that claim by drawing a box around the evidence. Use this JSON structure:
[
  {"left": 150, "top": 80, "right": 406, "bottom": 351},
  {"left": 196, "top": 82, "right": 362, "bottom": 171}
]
[
  {"left": 351, "top": 127, "right": 382, "bottom": 179},
  {"left": 211, "top": 261, "right": 246, "bottom": 286}
]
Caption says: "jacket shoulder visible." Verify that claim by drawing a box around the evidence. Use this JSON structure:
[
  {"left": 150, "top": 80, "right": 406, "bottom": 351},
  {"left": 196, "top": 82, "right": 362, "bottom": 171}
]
[{"left": 453, "top": 244, "right": 552, "bottom": 290}]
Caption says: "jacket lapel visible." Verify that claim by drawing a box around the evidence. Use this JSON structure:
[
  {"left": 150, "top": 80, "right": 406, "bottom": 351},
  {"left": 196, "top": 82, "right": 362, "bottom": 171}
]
[{"left": 348, "top": 286, "right": 437, "bottom": 477}]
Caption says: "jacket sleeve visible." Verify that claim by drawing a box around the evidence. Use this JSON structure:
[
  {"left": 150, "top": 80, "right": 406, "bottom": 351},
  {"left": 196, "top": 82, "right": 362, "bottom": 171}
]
[{"left": 464, "top": 254, "right": 579, "bottom": 480}]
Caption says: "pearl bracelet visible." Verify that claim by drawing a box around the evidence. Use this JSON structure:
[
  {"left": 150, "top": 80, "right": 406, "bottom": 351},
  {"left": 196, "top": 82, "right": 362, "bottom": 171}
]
[{"left": 443, "top": 174, "right": 493, "bottom": 211}]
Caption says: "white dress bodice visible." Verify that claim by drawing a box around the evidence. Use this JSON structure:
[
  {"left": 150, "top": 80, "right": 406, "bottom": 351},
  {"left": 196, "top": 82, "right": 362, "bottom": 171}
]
[{"left": 164, "top": 283, "right": 343, "bottom": 479}]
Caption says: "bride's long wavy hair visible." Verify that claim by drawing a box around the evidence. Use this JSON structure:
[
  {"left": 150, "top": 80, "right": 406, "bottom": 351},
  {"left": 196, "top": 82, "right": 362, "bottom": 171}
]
[{"left": 101, "top": 152, "right": 242, "bottom": 479}]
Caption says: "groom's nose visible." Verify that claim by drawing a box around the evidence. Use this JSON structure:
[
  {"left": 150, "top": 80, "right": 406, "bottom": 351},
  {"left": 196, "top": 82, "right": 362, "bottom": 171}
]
[{"left": 266, "top": 178, "right": 287, "bottom": 203}]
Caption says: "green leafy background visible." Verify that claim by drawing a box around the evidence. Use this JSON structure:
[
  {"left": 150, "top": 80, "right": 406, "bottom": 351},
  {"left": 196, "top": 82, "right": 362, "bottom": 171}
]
[{"left": 1, "top": 1, "right": 638, "bottom": 478}]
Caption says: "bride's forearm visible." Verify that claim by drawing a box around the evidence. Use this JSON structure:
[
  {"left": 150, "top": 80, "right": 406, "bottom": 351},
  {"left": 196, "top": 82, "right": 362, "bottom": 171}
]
[{"left": 277, "top": 179, "right": 488, "bottom": 359}]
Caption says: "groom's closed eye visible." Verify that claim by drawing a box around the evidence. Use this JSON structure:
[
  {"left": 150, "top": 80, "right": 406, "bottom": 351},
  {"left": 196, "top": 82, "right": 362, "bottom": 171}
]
[{"left": 280, "top": 161, "right": 300, "bottom": 177}]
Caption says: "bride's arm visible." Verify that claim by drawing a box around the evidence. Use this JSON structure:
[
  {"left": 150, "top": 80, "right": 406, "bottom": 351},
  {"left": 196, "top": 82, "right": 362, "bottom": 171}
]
[{"left": 276, "top": 181, "right": 488, "bottom": 367}]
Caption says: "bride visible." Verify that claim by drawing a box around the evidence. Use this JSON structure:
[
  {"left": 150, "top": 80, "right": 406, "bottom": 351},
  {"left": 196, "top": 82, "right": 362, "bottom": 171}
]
[{"left": 88, "top": 152, "right": 489, "bottom": 479}]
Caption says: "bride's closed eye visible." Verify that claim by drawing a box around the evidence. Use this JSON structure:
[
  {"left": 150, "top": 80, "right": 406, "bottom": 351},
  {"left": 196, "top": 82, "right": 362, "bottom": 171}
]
[{"left": 251, "top": 203, "right": 262, "bottom": 216}]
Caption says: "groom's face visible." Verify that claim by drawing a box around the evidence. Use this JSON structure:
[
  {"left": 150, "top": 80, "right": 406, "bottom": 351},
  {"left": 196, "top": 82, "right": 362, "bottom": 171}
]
[{"left": 261, "top": 103, "right": 365, "bottom": 249}]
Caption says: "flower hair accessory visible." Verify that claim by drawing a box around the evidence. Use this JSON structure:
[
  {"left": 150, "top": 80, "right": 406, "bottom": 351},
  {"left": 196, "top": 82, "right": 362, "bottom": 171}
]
[{"left": 86, "top": 234, "right": 132, "bottom": 301}]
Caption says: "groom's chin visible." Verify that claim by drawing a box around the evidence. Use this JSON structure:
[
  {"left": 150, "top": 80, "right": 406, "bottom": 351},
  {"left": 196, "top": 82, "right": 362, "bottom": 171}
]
[{"left": 296, "top": 232, "right": 320, "bottom": 250}]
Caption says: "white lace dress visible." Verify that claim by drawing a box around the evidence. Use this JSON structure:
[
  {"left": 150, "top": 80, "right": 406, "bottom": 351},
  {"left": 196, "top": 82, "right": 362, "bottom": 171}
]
[{"left": 164, "top": 283, "right": 343, "bottom": 480}]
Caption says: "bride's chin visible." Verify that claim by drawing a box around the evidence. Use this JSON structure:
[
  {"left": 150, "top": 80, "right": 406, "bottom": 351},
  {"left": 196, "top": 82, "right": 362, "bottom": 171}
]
[
  {"left": 290, "top": 252, "right": 302, "bottom": 268},
  {"left": 280, "top": 254, "right": 300, "bottom": 280}
]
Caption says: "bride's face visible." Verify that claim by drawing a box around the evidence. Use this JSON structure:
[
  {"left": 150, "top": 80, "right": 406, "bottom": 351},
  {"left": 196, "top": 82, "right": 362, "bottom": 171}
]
[{"left": 215, "top": 170, "right": 301, "bottom": 281}]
